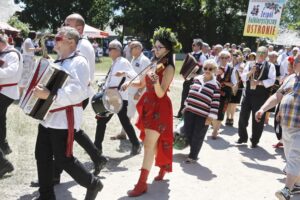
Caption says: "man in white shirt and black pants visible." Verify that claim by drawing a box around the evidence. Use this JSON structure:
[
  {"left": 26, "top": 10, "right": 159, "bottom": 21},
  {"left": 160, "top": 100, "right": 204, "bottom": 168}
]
[
  {"left": 0, "top": 35, "right": 23, "bottom": 177},
  {"left": 33, "top": 26, "right": 102, "bottom": 200},
  {"left": 237, "top": 46, "right": 276, "bottom": 148},
  {"left": 94, "top": 40, "right": 141, "bottom": 155},
  {"left": 111, "top": 41, "right": 151, "bottom": 140},
  {"left": 62, "top": 13, "right": 107, "bottom": 174}
]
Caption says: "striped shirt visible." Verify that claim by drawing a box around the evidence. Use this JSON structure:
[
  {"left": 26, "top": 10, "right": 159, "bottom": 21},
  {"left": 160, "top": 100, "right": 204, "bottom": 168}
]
[
  {"left": 278, "top": 74, "right": 300, "bottom": 128},
  {"left": 184, "top": 75, "right": 221, "bottom": 119}
]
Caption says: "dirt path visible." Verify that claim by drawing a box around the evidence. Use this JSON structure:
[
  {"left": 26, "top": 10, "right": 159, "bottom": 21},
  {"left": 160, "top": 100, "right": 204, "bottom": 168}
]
[{"left": 0, "top": 78, "right": 297, "bottom": 200}]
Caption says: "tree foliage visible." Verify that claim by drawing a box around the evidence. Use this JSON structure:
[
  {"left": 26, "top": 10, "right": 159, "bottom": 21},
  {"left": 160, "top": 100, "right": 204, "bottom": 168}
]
[
  {"left": 281, "top": 0, "right": 300, "bottom": 30},
  {"left": 7, "top": 15, "right": 30, "bottom": 36},
  {"left": 14, "top": 0, "right": 111, "bottom": 31},
  {"left": 111, "top": 0, "right": 254, "bottom": 51}
]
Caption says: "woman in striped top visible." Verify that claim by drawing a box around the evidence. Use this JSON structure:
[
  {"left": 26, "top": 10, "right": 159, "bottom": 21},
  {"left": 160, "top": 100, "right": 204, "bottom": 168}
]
[{"left": 183, "top": 59, "right": 221, "bottom": 163}]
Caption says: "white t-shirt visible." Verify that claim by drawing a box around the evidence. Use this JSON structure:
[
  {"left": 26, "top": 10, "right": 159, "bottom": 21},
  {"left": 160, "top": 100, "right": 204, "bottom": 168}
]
[{"left": 22, "top": 38, "right": 35, "bottom": 56}]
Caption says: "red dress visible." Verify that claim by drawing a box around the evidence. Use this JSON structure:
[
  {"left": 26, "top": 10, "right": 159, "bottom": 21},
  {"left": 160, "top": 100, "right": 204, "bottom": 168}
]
[{"left": 136, "top": 66, "right": 173, "bottom": 172}]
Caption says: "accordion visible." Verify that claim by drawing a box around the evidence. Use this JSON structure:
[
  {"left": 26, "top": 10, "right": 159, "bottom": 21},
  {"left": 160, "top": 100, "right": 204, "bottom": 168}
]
[
  {"left": 179, "top": 53, "right": 200, "bottom": 80},
  {"left": 19, "top": 58, "right": 69, "bottom": 120}
]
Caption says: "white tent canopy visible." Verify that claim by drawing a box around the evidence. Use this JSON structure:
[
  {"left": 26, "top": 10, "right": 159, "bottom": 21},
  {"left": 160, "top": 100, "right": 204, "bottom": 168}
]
[
  {"left": 0, "top": 21, "right": 20, "bottom": 32},
  {"left": 268, "top": 29, "right": 300, "bottom": 46},
  {"left": 83, "top": 24, "right": 109, "bottom": 38}
]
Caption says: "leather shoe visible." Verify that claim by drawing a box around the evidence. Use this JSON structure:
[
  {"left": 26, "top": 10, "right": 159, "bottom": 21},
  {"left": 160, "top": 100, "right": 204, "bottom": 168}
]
[
  {"left": 251, "top": 143, "right": 258, "bottom": 148},
  {"left": 2, "top": 146, "right": 12, "bottom": 155},
  {"left": 235, "top": 138, "right": 247, "bottom": 144},
  {"left": 84, "top": 178, "right": 103, "bottom": 200},
  {"left": 0, "top": 160, "right": 14, "bottom": 178},
  {"left": 93, "top": 156, "right": 108, "bottom": 176},
  {"left": 131, "top": 143, "right": 142, "bottom": 156},
  {"left": 30, "top": 177, "right": 60, "bottom": 187}
]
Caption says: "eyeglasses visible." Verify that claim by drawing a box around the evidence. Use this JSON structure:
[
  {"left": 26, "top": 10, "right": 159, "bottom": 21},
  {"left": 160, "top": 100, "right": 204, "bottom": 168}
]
[
  {"left": 108, "top": 47, "right": 117, "bottom": 51},
  {"left": 153, "top": 45, "right": 165, "bottom": 51},
  {"left": 55, "top": 36, "right": 64, "bottom": 42},
  {"left": 220, "top": 57, "right": 229, "bottom": 59},
  {"left": 257, "top": 51, "right": 266, "bottom": 55},
  {"left": 232, "top": 54, "right": 238, "bottom": 57},
  {"left": 203, "top": 67, "right": 214, "bottom": 72}
]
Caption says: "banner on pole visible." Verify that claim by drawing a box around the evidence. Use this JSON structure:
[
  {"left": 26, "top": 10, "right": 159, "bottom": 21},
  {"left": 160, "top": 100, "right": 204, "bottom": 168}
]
[{"left": 243, "top": 0, "right": 286, "bottom": 38}]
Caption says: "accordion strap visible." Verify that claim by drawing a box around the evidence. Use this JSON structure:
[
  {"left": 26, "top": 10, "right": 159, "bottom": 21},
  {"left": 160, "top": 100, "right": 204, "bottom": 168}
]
[
  {"left": 50, "top": 102, "right": 83, "bottom": 157},
  {"left": 0, "top": 83, "right": 18, "bottom": 91}
]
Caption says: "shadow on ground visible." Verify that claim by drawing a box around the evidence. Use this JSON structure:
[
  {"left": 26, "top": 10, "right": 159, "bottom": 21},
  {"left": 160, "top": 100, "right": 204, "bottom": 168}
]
[
  {"left": 18, "top": 181, "right": 77, "bottom": 200},
  {"left": 173, "top": 153, "right": 217, "bottom": 181},
  {"left": 205, "top": 136, "right": 235, "bottom": 150},
  {"left": 117, "top": 180, "right": 170, "bottom": 200},
  {"left": 237, "top": 145, "right": 276, "bottom": 161}
]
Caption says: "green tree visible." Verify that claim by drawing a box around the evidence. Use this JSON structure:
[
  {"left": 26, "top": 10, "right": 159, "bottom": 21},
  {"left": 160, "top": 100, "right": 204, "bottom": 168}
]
[
  {"left": 7, "top": 15, "right": 30, "bottom": 36},
  {"left": 281, "top": 0, "right": 300, "bottom": 30},
  {"left": 112, "top": 0, "right": 253, "bottom": 51},
  {"left": 14, "top": 0, "right": 111, "bottom": 31}
]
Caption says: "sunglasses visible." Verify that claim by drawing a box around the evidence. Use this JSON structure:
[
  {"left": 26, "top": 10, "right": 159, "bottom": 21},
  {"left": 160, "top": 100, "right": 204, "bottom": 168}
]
[
  {"left": 203, "top": 67, "right": 214, "bottom": 72},
  {"left": 153, "top": 45, "right": 165, "bottom": 51},
  {"left": 232, "top": 54, "right": 239, "bottom": 57},
  {"left": 220, "top": 57, "right": 229, "bottom": 59},
  {"left": 55, "top": 36, "right": 64, "bottom": 42},
  {"left": 257, "top": 51, "right": 266, "bottom": 55}
]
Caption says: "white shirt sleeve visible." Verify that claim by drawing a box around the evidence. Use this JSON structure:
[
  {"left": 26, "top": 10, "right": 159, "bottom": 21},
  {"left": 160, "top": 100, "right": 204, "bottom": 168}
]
[
  {"left": 262, "top": 63, "right": 276, "bottom": 88},
  {"left": 230, "top": 68, "right": 237, "bottom": 85},
  {"left": 55, "top": 58, "right": 90, "bottom": 106},
  {"left": 0, "top": 52, "right": 19, "bottom": 78},
  {"left": 241, "top": 62, "right": 251, "bottom": 82}
]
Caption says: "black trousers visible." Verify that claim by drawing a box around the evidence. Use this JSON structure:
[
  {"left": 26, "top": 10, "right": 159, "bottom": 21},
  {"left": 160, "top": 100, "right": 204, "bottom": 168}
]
[
  {"left": 177, "top": 80, "right": 193, "bottom": 117},
  {"left": 94, "top": 100, "right": 139, "bottom": 152},
  {"left": 238, "top": 94, "right": 268, "bottom": 145},
  {"left": 54, "top": 98, "right": 102, "bottom": 177},
  {"left": 0, "top": 94, "right": 14, "bottom": 150},
  {"left": 35, "top": 125, "right": 97, "bottom": 199},
  {"left": 184, "top": 111, "right": 209, "bottom": 160}
]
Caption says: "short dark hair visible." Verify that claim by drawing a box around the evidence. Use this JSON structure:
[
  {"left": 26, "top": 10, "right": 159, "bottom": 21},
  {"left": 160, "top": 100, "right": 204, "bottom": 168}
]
[{"left": 28, "top": 31, "right": 36, "bottom": 40}]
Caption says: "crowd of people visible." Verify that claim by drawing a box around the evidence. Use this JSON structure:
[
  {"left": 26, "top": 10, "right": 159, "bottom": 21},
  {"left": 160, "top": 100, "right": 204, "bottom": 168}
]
[{"left": 0, "top": 12, "right": 300, "bottom": 200}]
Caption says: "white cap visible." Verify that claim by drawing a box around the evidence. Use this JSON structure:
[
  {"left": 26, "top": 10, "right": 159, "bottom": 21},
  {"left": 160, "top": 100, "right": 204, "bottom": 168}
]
[{"left": 292, "top": 47, "right": 299, "bottom": 52}]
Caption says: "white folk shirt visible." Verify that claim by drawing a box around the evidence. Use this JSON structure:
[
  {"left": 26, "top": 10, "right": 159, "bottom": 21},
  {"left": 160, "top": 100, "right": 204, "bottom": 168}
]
[
  {"left": 129, "top": 53, "right": 151, "bottom": 95},
  {"left": 40, "top": 52, "right": 90, "bottom": 131},
  {"left": 0, "top": 46, "right": 23, "bottom": 100},
  {"left": 241, "top": 61, "right": 276, "bottom": 88},
  {"left": 105, "top": 57, "right": 137, "bottom": 101},
  {"left": 78, "top": 36, "right": 96, "bottom": 98},
  {"left": 22, "top": 38, "right": 35, "bottom": 57}
]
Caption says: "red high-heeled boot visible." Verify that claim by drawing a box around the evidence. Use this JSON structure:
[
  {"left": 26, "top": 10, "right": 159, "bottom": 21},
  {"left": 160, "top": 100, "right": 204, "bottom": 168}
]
[
  {"left": 127, "top": 168, "right": 149, "bottom": 197},
  {"left": 154, "top": 168, "right": 166, "bottom": 181}
]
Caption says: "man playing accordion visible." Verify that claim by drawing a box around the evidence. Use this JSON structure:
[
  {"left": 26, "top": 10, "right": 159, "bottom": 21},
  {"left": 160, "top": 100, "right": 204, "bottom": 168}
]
[{"left": 33, "top": 26, "right": 102, "bottom": 200}]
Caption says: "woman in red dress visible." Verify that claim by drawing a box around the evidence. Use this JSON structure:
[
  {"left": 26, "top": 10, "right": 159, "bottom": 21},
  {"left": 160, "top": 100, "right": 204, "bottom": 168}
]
[{"left": 122, "top": 27, "right": 181, "bottom": 197}]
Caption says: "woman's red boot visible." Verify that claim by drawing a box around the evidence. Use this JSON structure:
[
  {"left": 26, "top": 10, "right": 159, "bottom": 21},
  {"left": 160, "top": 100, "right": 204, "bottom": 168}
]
[
  {"left": 154, "top": 168, "right": 166, "bottom": 181},
  {"left": 127, "top": 168, "right": 149, "bottom": 197}
]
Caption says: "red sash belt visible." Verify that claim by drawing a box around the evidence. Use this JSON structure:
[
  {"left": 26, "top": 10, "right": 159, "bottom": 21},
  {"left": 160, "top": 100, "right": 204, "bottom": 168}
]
[
  {"left": 0, "top": 83, "right": 18, "bottom": 91},
  {"left": 50, "top": 102, "right": 83, "bottom": 157}
]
